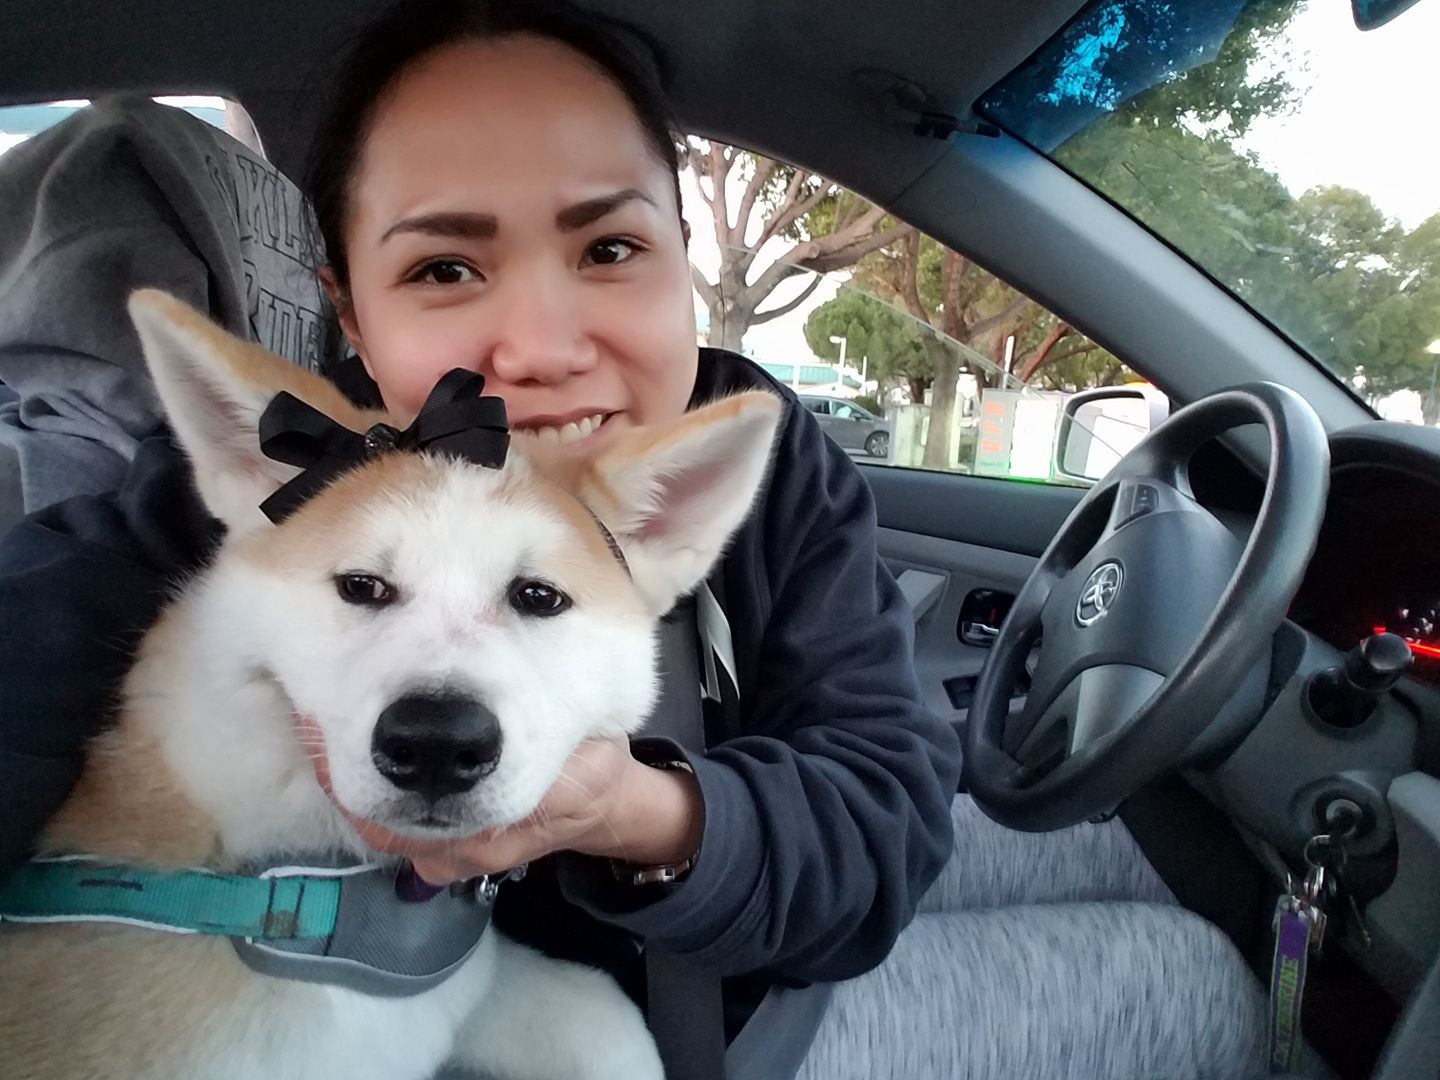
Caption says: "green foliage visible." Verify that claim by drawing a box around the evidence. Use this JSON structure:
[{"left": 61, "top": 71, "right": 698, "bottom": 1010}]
[
  {"left": 854, "top": 394, "right": 883, "bottom": 415},
  {"left": 802, "top": 287, "right": 935, "bottom": 397},
  {"left": 1114, "top": 0, "right": 1304, "bottom": 137},
  {"left": 1057, "top": 114, "right": 1440, "bottom": 409},
  {"left": 802, "top": 271, "right": 1131, "bottom": 402}
]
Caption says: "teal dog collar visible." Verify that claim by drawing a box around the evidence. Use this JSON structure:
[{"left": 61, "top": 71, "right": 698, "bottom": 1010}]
[
  {"left": 0, "top": 856, "right": 342, "bottom": 938},
  {"left": 0, "top": 856, "right": 521, "bottom": 998}
]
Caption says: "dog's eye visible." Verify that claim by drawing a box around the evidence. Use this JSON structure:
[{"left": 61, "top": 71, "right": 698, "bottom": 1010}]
[
  {"left": 335, "top": 572, "right": 396, "bottom": 608},
  {"left": 508, "top": 579, "right": 572, "bottom": 617}
]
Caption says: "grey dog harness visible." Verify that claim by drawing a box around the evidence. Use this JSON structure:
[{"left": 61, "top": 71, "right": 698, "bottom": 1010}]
[{"left": 228, "top": 860, "right": 525, "bottom": 997}]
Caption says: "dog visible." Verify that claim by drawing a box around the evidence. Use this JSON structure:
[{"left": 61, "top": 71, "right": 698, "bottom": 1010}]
[{"left": 0, "top": 290, "right": 781, "bottom": 1080}]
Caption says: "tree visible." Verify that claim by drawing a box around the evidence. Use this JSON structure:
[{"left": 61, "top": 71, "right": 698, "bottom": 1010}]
[
  {"left": 1111, "top": 0, "right": 1304, "bottom": 137},
  {"left": 801, "top": 286, "right": 932, "bottom": 403},
  {"left": 1010, "top": 320, "right": 1132, "bottom": 391},
  {"left": 805, "top": 277, "right": 1132, "bottom": 404},
  {"left": 681, "top": 140, "right": 914, "bottom": 351},
  {"left": 802, "top": 232, "right": 1136, "bottom": 468},
  {"left": 1061, "top": 104, "right": 1440, "bottom": 410},
  {"left": 834, "top": 237, "right": 1020, "bottom": 467}
]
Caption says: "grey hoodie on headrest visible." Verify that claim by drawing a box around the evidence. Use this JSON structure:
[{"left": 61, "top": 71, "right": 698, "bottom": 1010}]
[{"left": 0, "top": 96, "right": 337, "bottom": 529}]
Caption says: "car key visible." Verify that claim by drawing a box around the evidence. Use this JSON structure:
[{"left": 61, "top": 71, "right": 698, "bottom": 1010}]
[{"left": 1307, "top": 829, "right": 1373, "bottom": 952}]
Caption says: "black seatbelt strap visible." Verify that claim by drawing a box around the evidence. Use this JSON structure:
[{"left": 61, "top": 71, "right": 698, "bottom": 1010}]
[{"left": 643, "top": 594, "right": 728, "bottom": 1080}]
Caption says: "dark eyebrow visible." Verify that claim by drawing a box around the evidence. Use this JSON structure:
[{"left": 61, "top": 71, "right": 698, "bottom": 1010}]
[
  {"left": 379, "top": 211, "right": 498, "bottom": 245},
  {"left": 555, "top": 189, "right": 656, "bottom": 232}
]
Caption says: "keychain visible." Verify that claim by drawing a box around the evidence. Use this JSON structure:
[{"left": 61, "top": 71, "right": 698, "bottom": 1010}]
[{"left": 1267, "top": 837, "right": 1331, "bottom": 1074}]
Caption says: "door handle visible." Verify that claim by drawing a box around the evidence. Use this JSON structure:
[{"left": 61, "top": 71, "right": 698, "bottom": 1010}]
[{"left": 960, "top": 620, "right": 1000, "bottom": 646}]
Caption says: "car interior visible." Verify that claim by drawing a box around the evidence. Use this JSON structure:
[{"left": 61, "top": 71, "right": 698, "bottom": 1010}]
[{"left": 2, "top": 1, "right": 1437, "bottom": 1078}]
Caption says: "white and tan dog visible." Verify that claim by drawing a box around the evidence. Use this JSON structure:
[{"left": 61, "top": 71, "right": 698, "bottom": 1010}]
[{"left": 0, "top": 291, "right": 780, "bottom": 1080}]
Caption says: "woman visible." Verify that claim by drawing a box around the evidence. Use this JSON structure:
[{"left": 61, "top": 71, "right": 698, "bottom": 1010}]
[{"left": 0, "top": 2, "right": 1273, "bottom": 1076}]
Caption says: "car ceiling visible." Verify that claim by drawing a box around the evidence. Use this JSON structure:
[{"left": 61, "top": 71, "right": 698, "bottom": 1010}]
[{"left": 0, "top": 0, "right": 1085, "bottom": 201}]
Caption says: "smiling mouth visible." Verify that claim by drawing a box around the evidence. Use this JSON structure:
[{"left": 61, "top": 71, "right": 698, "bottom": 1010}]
[{"left": 513, "top": 411, "right": 615, "bottom": 447}]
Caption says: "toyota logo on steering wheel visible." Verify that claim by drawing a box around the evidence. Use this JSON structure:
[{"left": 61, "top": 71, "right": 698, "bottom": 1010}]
[{"left": 1076, "top": 562, "right": 1124, "bottom": 626}]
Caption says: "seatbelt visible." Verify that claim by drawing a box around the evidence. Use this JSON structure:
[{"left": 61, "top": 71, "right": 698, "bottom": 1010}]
[
  {"left": 647, "top": 586, "right": 831, "bottom": 1080},
  {"left": 643, "top": 591, "right": 728, "bottom": 1080}
]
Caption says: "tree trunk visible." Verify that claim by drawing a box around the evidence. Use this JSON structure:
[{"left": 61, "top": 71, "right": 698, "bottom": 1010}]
[
  {"left": 705, "top": 309, "right": 748, "bottom": 353},
  {"left": 702, "top": 263, "right": 755, "bottom": 352},
  {"left": 921, "top": 337, "right": 960, "bottom": 470}
]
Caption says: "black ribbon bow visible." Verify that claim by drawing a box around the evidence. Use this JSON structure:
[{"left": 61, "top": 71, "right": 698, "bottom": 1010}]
[{"left": 257, "top": 369, "right": 509, "bottom": 523}]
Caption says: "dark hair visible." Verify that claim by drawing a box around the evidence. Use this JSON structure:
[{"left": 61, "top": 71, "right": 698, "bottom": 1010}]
[{"left": 303, "top": 0, "right": 682, "bottom": 292}]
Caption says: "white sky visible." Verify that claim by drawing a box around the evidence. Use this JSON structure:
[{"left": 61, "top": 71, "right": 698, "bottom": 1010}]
[{"left": 1240, "top": 0, "right": 1440, "bottom": 230}]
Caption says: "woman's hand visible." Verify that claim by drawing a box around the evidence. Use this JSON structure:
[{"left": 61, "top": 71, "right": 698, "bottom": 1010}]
[{"left": 304, "top": 721, "right": 703, "bottom": 884}]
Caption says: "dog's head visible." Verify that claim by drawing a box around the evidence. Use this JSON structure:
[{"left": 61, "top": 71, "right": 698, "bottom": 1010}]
[{"left": 128, "top": 290, "right": 779, "bottom": 837}]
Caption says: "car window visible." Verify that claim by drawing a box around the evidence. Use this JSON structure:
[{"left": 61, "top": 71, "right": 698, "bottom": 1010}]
[
  {"left": 0, "top": 96, "right": 264, "bottom": 159},
  {"left": 681, "top": 138, "right": 1148, "bottom": 484}
]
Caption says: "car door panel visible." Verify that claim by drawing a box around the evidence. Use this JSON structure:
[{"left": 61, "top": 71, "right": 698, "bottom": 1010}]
[
  {"left": 861, "top": 466, "right": 1084, "bottom": 732},
  {"left": 864, "top": 465, "right": 1082, "bottom": 556}
]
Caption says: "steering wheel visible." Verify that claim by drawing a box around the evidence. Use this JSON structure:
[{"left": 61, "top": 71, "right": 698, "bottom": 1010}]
[{"left": 963, "top": 383, "right": 1330, "bottom": 831}]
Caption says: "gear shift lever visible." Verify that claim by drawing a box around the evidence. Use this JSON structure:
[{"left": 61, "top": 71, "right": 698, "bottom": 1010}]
[{"left": 1306, "top": 632, "right": 1413, "bottom": 728}]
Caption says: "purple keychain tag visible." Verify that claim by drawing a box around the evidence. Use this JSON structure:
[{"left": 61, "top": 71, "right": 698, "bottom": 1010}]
[
  {"left": 1268, "top": 860, "right": 1329, "bottom": 1075},
  {"left": 1267, "top": 901, "right": 1312, "bottom": 1074}
]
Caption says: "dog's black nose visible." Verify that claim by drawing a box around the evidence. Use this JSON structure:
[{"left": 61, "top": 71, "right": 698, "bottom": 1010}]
[{"left": 371, "top": 691, "right": 503, "bottom": 802}]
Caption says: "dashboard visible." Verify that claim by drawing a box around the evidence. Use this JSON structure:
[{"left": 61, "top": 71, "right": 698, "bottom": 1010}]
[
  {"left": 1287, "top": 427, "right": 1440, "bottom": 686},
  {"left": 1191, "top": 420, "right": 1440, "bottom": 1023}
]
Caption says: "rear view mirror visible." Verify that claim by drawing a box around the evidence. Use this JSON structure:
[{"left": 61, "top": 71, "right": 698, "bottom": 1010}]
[
  {"left": 1055, "top": 385, "right": 1169, "bottom": 483},
  {"left": 1352, "top": 0, "right": 1424, "bottom": 29}
]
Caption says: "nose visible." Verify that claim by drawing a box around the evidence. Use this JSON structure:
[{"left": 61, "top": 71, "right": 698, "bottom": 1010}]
[
  {"left": 371, "top": 690, "right": 503, "bottom": 803},
  {"left": 486, "top": 274, "right": 596, "bottom": 386}
]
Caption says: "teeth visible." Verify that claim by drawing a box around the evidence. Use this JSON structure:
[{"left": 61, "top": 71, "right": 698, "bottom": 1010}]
[{"left": 523, "top": 412, "right": 606, "bottom": 445}]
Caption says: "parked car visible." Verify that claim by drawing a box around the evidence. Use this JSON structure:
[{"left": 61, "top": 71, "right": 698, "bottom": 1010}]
[{"left": 799, "top": 395, "right": 890, "bottom": 458}]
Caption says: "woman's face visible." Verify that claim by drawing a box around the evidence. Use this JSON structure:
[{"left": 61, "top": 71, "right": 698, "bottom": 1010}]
[{"left": 332, "top": 36, "right": 698, "bottom": 454}]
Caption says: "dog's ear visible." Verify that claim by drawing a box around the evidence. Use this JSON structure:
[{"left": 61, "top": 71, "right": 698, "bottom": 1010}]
[
  {"left": 580, "top": 392, "right": 782, "bottom": 614},
  {"left": 127, "top": 289, "right": 381, "bottom": 534}
]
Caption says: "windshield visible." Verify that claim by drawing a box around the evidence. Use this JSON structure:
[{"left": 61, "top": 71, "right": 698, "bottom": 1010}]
[{"left": 980, "top": 0, "right": 1440, "bottom": 426}]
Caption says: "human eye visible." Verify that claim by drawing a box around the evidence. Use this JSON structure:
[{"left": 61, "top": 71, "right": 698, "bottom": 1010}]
[
  {"left": 404, "top": 258, "right": 482, "bottom": 286},
  {"left": 580, "top": 237, "right": 645, "bottom": 268}
]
